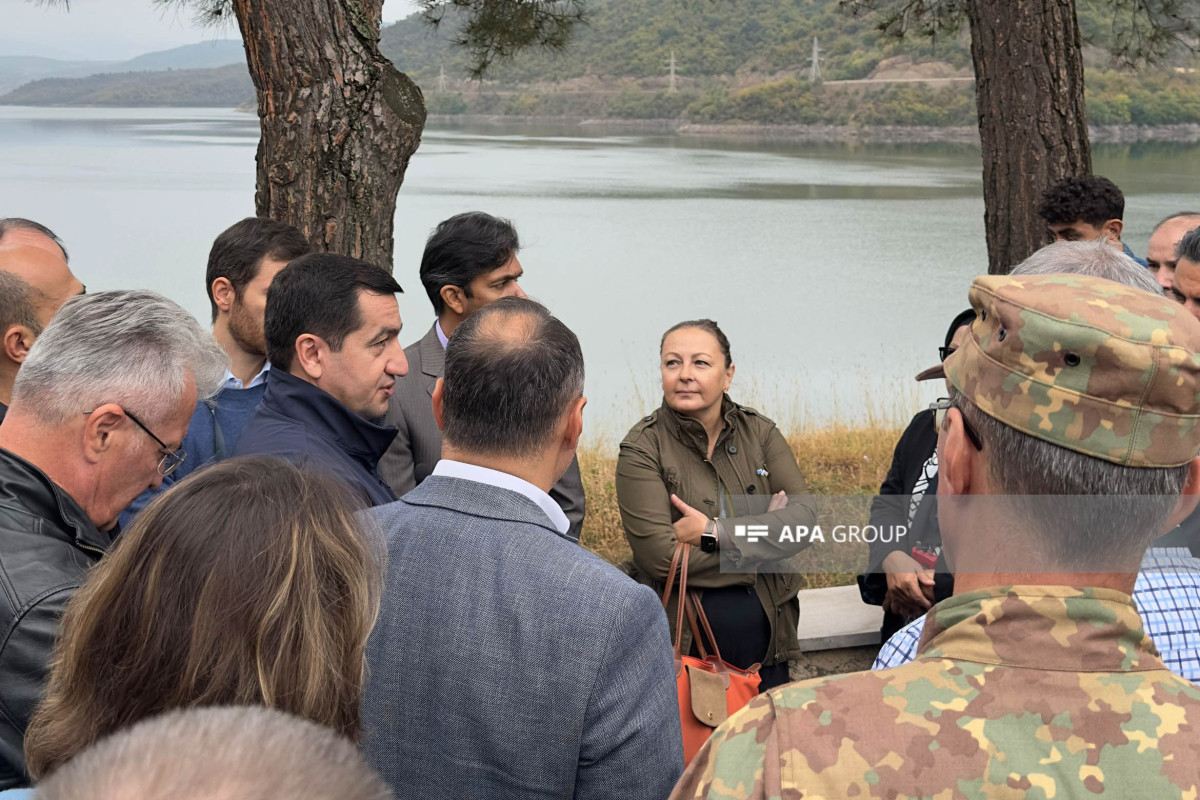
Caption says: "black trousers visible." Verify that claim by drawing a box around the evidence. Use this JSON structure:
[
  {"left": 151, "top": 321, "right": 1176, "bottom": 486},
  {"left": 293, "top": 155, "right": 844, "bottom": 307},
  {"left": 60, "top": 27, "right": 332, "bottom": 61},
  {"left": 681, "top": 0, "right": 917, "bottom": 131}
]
[{"left": 690, "top": 585, "right": 790, "bottom": 692}]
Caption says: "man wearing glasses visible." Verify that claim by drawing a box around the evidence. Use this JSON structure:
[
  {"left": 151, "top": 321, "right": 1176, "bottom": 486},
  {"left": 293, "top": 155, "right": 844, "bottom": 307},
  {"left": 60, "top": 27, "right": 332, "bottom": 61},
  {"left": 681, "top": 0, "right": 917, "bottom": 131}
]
[{"left": 0, "top": 291, "right": 226, "bottom": 790}]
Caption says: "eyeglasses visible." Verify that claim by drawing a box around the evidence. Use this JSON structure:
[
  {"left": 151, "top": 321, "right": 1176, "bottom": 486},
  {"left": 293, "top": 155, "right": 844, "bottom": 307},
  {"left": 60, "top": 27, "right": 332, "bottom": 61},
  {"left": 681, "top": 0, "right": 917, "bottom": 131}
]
[
  {"left": 938, "top": 345, "right": 956, "bottom": 362},
  {"left": 929, "top": 397, "right": 984, "bottom": 451},
  {"left": 124, "top": 410, "right": 187, "bottom": 477},
  {"left": 84, "top": 408, "right": 187, "bottom": 477}
]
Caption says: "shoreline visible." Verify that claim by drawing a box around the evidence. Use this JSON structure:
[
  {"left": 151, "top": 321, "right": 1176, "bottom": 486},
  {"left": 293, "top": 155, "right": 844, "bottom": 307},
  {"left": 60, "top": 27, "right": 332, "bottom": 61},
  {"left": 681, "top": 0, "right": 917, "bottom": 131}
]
[{"left": 428, "top": 114, "right": 1200, "bottom": 144}]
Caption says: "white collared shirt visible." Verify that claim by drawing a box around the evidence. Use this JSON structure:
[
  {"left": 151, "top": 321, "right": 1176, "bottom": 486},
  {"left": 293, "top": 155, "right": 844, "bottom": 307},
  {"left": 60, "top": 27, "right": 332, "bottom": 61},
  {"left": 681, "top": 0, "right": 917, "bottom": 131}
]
[
  {"left": 222, "top": 361, "right": 271, "bottom": 391},
  {"left": 435, "top": 320, "right": 450, "bottom": 350},
  {"left": 432, "top": 459, "right": 570, "bottom": 535}
]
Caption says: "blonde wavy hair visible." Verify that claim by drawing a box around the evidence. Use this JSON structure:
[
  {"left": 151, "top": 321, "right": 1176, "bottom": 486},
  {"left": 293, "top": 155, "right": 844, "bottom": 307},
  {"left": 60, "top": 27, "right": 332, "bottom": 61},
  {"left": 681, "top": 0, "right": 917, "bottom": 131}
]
[{"left": 24, "top": 456, "right": 384, "bottom": 780}]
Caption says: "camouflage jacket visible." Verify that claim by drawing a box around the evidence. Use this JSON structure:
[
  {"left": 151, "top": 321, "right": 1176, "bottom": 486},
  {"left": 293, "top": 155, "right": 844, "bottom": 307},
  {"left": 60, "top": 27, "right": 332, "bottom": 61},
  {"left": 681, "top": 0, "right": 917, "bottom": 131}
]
[{"left": 671, "top": 586, "right": 1200, "bottom": 799}]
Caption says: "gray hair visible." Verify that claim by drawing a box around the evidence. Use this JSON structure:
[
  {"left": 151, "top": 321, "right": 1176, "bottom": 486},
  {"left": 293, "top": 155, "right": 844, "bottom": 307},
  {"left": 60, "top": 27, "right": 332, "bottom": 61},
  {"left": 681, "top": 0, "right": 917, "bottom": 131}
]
[
  {"left": 1177, "top": 224, "right": 1200, "bottom": 264},
  {"left": 13, "top": 290, "right": 227, "bottom": 427},
  {"left": 949, "top": 388, "right": 1189, "bottom": 569},
  {"left": 0, "top": 270, "right": 43, "bottom": 338},
  {"left": 0, "top": 217, "right": 68, "bottom": 262},
  {"left": 1011, "top": 239, "right": 1163, "bottom": 295},
  {"left": 34, "top": 706, "right": 395, "bottom": 800}
]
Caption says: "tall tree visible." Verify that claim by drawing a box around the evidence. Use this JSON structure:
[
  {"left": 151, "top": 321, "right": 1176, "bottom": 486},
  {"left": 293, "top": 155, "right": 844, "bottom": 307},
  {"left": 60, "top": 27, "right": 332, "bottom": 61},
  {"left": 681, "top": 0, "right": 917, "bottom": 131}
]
[
  {"left": 846, "top": 0, "right": 1198, "bottom": 274},
  {"left": 35, "top": 0, "right": 584, "bottom": 271}
]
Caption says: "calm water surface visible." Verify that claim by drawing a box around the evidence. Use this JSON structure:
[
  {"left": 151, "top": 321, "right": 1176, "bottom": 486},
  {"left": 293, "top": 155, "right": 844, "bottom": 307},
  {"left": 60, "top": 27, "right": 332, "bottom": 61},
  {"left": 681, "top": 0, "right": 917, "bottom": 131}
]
[{"left": 2, "top": 107, "right": 1199, "bottom": 435}]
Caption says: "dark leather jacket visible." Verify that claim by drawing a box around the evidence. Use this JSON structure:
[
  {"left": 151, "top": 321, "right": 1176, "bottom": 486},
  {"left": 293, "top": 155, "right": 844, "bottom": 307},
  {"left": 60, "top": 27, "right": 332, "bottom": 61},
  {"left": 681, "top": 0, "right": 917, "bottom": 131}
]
[{"left": 0, "top": 448, "right": 110, "bottom": 789}]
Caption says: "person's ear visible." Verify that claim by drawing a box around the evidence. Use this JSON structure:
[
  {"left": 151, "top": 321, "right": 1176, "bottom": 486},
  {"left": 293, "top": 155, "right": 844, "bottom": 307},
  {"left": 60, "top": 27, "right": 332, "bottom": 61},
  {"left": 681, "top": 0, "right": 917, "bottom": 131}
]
[
  {"left": 211, "top": 277, "right": 236, "bottom": 315},
  {"left": 3, "top": 324, "right": 36, "bottom": 365},
  {"left": 439, "top": 285, "right": 467, "bottom": 317},
  {"left": 938, "top": 408, "right": 974, "bottom": 497},
  {"left": 1162, "top": 456, "right": 1200, "bottom": 533},
  {"left": 562, "top": 396, "right": 586, "bottom": 451},
  {"left": 723, "top": 362, "right": 735, "bottom": 393},
  {"left": 82, "top": 403, "right": 126, "bottom": 465},
  {"left": 1104, "top": 219, "right": 1124, "bottom": 243},
  {"left": 293, "top": 334, "right": 325, "bottom": 380},
  {"left": 431, "top": 377, "right": 445, "bottom": 431}
]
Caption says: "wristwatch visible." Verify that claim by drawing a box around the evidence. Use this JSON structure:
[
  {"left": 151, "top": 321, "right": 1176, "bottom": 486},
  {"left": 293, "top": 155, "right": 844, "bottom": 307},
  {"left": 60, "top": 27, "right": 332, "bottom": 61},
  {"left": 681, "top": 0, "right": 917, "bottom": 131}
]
[{"left": 700, "top": 519, "right": 719, "bottom": 553}]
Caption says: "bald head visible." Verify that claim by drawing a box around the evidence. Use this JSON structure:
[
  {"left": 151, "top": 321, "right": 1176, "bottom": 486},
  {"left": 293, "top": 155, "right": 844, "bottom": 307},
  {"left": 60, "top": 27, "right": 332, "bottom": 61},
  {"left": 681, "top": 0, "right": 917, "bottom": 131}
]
[
  {"left": 0, "top": 246, "right": 84, "bottom": 329},
  {"left": 472, "top": 303, "right": 540, "bottom": 348},
  {"left": 0, "top": 217, "right": 68, "bottom": 262},
  {"left": 441, "top": 297, "right": 584, "bottom": 459},
  {"left": 1148, "top": 212, "right": 1200, "bottom": 291}
]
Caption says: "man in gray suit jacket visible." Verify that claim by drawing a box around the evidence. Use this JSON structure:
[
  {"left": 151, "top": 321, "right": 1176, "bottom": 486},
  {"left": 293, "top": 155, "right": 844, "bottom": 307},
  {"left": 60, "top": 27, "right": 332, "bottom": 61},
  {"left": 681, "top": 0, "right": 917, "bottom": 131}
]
[
  {"left": 377, "top": 212, "right": 586, "bottom": 538},
  {"left": 362, "top": 297, "right": 683, "bottom": 800}
]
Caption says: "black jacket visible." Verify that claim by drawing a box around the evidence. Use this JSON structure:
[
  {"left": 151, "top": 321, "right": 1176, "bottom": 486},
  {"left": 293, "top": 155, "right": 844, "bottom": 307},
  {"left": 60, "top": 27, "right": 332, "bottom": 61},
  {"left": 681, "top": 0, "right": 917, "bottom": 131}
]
[
  {"left": 857, "top": 409, "right": 952, "bottom": 607},
  {"left": 234, "top": 370, "right": 399, "bottom": 507},
  {"left": 0, "top": 448, "right": 111, "bottom": 789}
]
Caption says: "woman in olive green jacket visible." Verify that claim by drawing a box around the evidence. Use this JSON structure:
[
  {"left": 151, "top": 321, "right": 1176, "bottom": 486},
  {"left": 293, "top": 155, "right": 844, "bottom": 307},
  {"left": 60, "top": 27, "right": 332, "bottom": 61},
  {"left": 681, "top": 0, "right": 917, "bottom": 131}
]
[{"left": 616, "top": 319, "right": 817, "bottom": 690}]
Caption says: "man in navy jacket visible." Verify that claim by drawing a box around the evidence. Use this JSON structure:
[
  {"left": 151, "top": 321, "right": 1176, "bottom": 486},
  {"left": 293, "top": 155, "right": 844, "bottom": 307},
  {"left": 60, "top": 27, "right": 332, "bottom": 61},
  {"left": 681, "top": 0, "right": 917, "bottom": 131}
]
[{"left": 236, "top": 254, "right": 407, "bottom": 506}]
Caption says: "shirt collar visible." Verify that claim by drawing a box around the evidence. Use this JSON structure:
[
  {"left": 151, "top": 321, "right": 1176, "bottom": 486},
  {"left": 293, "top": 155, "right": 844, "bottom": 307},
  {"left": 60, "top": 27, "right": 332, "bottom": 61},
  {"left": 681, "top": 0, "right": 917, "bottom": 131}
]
[
  {"left": 223, "top": 361, "right": 271, "bottom": 390},
  {"left": 659, "top": 395, "right": 739, "bottom": 455},
  {"left": 435, "top": 320, "right": 449, "bottom": 351},
  {"left": 916, "top": 585, "right": 1164, "bottom": 673},
  {"left": 431, "top": 459, "right": 570, "bottom": 535}
]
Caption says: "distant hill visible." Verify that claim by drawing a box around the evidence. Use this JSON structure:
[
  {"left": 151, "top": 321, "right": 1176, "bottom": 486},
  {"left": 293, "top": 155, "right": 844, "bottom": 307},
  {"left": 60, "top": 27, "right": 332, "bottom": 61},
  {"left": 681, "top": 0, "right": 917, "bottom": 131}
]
[
  {"left": 380, "top": 0, "right": 957, "bottom": 86},
  {"left": 2, "top": 4, "right": 1196, "bottom": 127},
  {"left": 0, "top": 63, "right": 252, "bottom": 107},
  {"left": 0, "top": 40, "right": 243, "bottom": 95},
  {"left": 377, "top": 0, "right": 1176, "bottom": 87},
  {"left": 0, "top": 56, "right": 115, "bottom": 95},
  {"left": 376, "top": 0, "right": 1200, "bottom": 128},
  {"left": 122, "top": 40, "right": 245, "bottom": 71}
]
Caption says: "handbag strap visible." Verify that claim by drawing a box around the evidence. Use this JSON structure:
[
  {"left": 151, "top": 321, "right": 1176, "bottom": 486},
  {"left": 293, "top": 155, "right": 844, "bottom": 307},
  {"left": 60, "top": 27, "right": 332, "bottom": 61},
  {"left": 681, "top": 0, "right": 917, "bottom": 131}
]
[
  {"left": 682, "top": 592, "right": 709, "bottom": 660},
  {"left": 685, "top": 589, "right": 724, "bottom": 663},
  {"left": 661, "top": 542, "right": 684, "bottom": 610},
  {"left": 660, "top": 543, "right": 691, "bottom": 661},
  {"left": 674, "top": 545, "right": 690, "bottom": 659}
]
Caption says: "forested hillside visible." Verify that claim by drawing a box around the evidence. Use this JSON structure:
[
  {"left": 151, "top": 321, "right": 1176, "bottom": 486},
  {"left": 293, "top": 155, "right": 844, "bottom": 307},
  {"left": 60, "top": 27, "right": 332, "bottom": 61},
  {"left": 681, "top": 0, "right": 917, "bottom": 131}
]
[
  {"left": 381, "top": 0, "right": 972, "bottom": 86},
  {"left": 3, "top": 1, "right": 1197, "bottom": 127},
  {"left": 380, "top": 0, "right": 1190, "bottom": 85},
  {"left": 0, "top": 64, "right": 252, "bottom": 107},
  {"left": 379, "top": 0, "right": 1200, "bottom": 127}
]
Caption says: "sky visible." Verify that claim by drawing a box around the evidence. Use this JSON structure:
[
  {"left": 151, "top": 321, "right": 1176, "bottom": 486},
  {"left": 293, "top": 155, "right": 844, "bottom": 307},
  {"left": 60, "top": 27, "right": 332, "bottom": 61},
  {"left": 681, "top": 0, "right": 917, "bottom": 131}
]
[{"left": 0, "top": 0, "right": 422, "bottom": 61}]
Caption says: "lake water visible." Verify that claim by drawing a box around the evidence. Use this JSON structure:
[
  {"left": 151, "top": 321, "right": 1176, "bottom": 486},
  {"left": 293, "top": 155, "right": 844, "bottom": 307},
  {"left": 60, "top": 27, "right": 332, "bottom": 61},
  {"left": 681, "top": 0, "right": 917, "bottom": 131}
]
[{"left": 2, "top": 106, "right": 1199, "bottom": 437}]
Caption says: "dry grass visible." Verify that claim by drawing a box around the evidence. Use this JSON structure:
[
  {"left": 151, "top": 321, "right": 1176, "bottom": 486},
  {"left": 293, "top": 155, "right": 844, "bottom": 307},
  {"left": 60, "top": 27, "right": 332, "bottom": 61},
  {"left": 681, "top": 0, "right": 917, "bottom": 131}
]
[{"left": 577, "top": 421, "right": 904, "bottom": 588}]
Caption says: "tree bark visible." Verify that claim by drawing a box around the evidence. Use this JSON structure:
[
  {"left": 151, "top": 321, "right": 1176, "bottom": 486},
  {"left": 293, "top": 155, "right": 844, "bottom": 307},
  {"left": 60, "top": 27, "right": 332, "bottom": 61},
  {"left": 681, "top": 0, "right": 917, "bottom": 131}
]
[
  {"left": 965, "top": 0, "right": 1091, "bottom": 275},
  {"left": 232, "top": 0, "right": 426, "bottom": 272}
]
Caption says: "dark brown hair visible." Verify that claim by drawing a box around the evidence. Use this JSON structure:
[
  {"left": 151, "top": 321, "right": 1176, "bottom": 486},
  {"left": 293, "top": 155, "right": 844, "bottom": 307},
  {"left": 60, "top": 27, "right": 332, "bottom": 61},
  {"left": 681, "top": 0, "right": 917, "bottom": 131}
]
[
  {"left": 205, "top": 217, "right": 310, "bottom": 322},
  {"left": 660, "top": 319, "right": 733, "bottom": 367},
  {"left": 24, "top": 457, "right": 383, "bottom": 779}
]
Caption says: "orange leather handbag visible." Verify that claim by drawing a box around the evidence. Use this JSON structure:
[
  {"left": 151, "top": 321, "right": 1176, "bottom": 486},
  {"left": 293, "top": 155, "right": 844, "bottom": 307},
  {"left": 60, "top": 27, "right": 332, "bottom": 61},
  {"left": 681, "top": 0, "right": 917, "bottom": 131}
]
[{"left": 661, "top": 543, "right": 761, "bottom": 763}]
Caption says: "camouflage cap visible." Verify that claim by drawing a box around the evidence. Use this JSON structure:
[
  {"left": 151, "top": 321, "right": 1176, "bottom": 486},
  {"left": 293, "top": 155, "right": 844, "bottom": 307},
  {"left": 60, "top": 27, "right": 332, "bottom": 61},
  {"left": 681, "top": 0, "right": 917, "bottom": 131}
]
[{"left": 943, "top": 273, "right": 1200, "bottom": 468}]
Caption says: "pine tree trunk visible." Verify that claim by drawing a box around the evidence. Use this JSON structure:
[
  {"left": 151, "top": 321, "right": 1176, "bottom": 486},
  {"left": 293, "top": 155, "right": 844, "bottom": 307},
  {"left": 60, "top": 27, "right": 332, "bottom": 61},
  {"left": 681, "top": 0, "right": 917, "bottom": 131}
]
[
  {"left": 965, "top": 0, "right": 1091, "bottom": 275},
  {"left": 232, "top": 0, "right": 426, "bottom": 272}
]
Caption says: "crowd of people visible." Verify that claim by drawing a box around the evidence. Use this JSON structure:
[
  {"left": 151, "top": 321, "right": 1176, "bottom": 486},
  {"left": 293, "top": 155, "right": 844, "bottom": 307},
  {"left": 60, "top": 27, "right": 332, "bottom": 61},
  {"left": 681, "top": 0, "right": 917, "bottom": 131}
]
[{"left": 0, "top": 170, "right": 1197, "bottom": 799}]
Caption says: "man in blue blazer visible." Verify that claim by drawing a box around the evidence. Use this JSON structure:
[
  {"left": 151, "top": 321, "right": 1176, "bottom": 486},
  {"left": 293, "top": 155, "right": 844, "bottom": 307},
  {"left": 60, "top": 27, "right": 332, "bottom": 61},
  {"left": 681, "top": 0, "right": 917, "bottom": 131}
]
[{"left": 361, "top": 297, "right": 683, "bottom": 800}]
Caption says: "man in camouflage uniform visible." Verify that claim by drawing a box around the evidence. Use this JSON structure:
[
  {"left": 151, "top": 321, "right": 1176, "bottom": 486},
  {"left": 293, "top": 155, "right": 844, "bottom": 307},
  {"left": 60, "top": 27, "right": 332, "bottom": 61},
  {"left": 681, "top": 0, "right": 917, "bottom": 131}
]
[{"left": 672, "top": 273, "right": 1200, "bottom": 799}]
